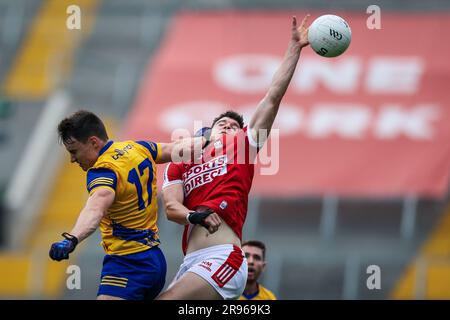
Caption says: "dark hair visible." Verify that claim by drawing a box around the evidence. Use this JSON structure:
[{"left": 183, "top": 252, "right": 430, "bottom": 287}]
[
  {"left": 57, "top": 110, "right": 108, "bottom": 144},
  {"left": 211, "top": 110, "right": 244, "bottom": 129},
  {"left": 242, "top": 240, "right": 266, "bottom": 260}
]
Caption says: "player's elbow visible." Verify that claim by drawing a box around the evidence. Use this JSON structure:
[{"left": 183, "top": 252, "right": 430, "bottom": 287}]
[{"left": 266, "top": 92, "right": 282, "bottom": 107}]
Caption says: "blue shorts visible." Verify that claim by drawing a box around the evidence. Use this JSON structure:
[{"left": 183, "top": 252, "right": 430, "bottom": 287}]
[{"left": 97, "top": 246, "right": 167, "bottom": 300}]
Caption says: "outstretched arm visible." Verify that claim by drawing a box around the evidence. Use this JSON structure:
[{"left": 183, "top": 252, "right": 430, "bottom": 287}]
[
  {"left": 49, "top": 188, "right": 114, "bottom": 261},
  {"left": 69, "top": 188, "right": 114, "bottom": 241},
  {"left": 157, "top": 136, "right": 206, "bottom": 164},
  {"left": 249, "top": 15, "right": 310, "bottom": 144}
]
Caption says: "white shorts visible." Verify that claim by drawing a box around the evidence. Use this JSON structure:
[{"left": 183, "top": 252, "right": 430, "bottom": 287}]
[{"left": 170, "top": 244, "right": 248, "bottom": 300}]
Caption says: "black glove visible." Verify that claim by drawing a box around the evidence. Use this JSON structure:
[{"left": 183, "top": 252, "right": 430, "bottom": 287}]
[
  {"left": 187, "top": 209, "right": 214, "bottom": 229},
  {"left": 49, "top": 232, "right": 78, "bottom": 261},
  {"left": 194, "top": 127, "right": 211, "bottom": 148}
]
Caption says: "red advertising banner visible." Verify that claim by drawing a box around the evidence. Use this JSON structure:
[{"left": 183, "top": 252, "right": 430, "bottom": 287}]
[{"left": 124, "top": 11, "right": 450, "bottom": 198}]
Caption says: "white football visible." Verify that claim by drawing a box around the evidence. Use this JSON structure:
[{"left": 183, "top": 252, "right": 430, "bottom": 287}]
[{"left": 308, "top": 14, "right": 351, "bottom": 58}]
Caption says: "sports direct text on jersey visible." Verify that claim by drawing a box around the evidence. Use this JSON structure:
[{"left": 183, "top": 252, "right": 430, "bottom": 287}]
[{"left": 183, "top": 155, "right": 228, "bottom": 196}]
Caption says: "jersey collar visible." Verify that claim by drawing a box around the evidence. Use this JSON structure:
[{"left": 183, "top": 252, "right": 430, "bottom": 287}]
[
  {"left": 98, "top": 140, "right": 113, "bottom": 156},
  {"left": 242, "top": 283, "right": 260, "bottom": 300}
]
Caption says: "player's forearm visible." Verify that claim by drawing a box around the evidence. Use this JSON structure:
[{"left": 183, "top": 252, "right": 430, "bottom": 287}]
[
  {"left": 69, "top": 190, "right": 113, "bottom": 242},
  {"left": 164, "top": 200, "right": 191, "bottom": 225},
  {"left": 169, "top": 136, "right": 205, "bottom": 163},
  {"left": 69, "top": 205, "right": 104, "bottom": 242},
  {"left": 265, "top": 40, "right": 302, "bottom": 105},
  {"left": 249, "top": 40, "right": 302, "bottom": 136}
]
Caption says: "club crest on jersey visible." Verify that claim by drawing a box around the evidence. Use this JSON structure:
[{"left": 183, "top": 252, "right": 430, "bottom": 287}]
[{"left": 219, "top": 201, "right": 228, "bottom": 210}]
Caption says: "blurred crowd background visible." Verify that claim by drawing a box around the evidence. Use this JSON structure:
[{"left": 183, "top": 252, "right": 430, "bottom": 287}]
[{"left": 0, "top": 0, "right": 450, "bottom": 299}]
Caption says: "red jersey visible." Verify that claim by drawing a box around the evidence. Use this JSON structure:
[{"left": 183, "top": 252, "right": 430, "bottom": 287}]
[{"left": 163, "top": 126, "right": 262, "bottom": 254}]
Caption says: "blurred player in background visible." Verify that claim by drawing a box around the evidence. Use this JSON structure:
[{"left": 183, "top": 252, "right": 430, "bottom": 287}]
[
  {"left": 239, "top": 240, "right": 276, "bottom": 300},
  {"left": 48, "top": 110, "right": 205, "bottom": 300},
  {"left": 159, "top": 15, "right": 310, "bottom": 300}
]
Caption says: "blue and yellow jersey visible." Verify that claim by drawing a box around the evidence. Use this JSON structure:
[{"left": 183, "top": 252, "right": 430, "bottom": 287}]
[
  {"left": 239, "top": 284, "right": 277, "bottom": 300},
  {"left": 86, "top": 140, "right": 161, "bottom": 256}
]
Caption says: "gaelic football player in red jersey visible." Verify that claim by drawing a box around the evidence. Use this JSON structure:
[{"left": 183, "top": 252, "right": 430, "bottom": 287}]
[{"left": 158, "top": 15, "right": 310, "bottom": 300}]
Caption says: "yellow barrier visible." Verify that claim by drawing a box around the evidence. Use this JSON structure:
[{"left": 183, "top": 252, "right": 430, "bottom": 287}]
[
  {"left": 3, "top": 0, "right": 99, "bottom": 99},
  {"left": 392, "top": 206, "right": 450, "bottom": 299}
]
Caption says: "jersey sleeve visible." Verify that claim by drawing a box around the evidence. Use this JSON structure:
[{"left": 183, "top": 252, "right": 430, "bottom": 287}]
[
  {"left": 162, "top": 163, "right": 183, "bottom": 189},
  {"left": 242, "top": 126, "right": 264, "bottom": 163},
  {"left": 136, "top": 140, "right": 161, "bottom": 162},
  {"left": 244, "top": 126, "right": 266, "bottom": 150},
  {"left": 86, "top": 168, "right": 118, "bottom": 195}
]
